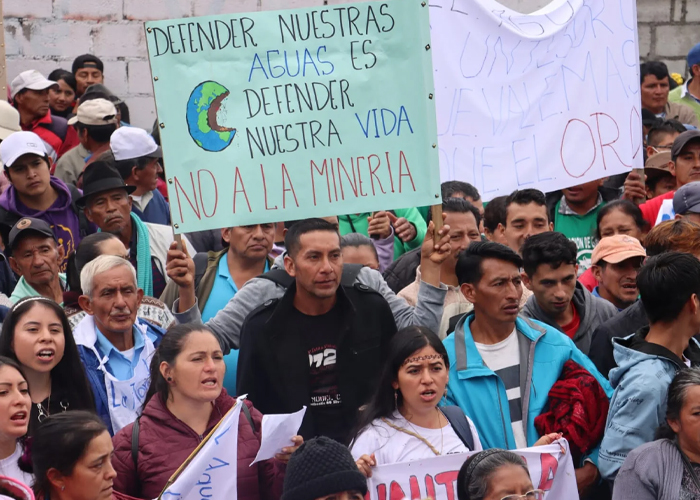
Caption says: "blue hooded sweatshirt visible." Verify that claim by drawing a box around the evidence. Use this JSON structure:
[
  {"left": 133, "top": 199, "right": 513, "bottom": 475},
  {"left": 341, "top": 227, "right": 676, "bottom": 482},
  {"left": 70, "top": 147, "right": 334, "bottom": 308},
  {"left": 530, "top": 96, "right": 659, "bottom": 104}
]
[
  {"left": 598, "top": 328, "right": 700, "bottom": 481},
  {"left": 444, "top": 313, "right": 613, "bottom": 466}
]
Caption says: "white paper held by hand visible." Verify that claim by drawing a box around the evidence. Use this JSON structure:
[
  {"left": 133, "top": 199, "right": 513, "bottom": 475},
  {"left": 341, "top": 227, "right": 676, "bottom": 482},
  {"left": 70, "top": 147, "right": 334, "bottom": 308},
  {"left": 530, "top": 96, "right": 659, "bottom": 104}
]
[{"left": 250, "top": 406, "right": 306, "bottom": 466}]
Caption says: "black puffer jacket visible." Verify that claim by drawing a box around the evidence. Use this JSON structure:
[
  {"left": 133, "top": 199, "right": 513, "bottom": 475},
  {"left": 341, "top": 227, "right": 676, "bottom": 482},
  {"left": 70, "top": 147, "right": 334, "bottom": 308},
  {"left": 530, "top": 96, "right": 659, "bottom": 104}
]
[{"left": 382, "top": 247, "right": 421, "bottom": 294}]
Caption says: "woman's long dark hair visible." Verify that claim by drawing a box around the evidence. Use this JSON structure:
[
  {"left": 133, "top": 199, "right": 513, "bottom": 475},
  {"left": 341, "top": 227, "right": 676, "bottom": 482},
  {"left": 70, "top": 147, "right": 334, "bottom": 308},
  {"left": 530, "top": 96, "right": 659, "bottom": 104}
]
[
  {"left": 0, "top": 298, "right": 95, "bottom": 412},
  {"left": 349, "top": 326, "right": 449, "bottom": 443},
  {"left": 144, "top": 323, "right": 220, "bottom": 408},
  {"left": 28, "top": 411, "right": 107, "bottom": 498},
  {"left": 656, "top": 367, "right": 700, "bottom": 440}
]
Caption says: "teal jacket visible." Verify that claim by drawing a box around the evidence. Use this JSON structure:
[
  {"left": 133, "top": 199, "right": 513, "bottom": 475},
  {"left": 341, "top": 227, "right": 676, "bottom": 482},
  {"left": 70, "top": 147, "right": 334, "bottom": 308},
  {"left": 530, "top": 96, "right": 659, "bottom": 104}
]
[
  {"left": 443, "top": 313, "right": 613, "bottom": 465},
  {"left": 339, "top": 208, "right": 427, "bottom": 260}
]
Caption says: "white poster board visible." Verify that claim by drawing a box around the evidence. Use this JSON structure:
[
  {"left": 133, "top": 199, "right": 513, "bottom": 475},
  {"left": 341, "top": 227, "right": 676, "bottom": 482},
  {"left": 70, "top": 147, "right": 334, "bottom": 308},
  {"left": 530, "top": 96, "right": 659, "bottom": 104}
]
[{"left": 431, "top": 0, "right": 642, "bottom": 199}]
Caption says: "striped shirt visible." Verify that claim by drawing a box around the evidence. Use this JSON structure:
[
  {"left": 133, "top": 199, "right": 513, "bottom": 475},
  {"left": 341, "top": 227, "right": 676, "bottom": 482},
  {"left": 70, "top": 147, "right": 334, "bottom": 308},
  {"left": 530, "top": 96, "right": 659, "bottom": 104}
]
[{"left": 475, "top": 329, "right": 527, "bottom": 449}]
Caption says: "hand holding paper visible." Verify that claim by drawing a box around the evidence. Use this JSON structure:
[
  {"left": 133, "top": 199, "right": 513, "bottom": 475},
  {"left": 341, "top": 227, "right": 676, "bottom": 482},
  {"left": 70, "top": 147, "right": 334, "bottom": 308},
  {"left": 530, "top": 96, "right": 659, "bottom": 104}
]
[{"left": 250, "top": 407, "right": 306, "bottom": 466}]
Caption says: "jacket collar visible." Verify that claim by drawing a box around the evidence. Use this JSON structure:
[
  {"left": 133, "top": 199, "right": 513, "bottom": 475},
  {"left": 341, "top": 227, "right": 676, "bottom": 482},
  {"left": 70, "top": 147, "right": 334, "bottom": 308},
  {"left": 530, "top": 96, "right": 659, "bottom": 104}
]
[
  {"left": 453, "top": 313, "right": 547, "bottom": 376},
  {"left": 73, "top": 314, "right": 150, "bottom": 349},
  {"left": 615, "top": 326, "right": 700, "bottom": 368}
]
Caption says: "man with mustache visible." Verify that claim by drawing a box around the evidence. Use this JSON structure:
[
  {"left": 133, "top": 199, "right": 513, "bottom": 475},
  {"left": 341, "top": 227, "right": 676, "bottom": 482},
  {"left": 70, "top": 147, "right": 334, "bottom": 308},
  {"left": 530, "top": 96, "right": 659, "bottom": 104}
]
[
  {"left": 73, "top": 255, "right": 166, "bottom": 436},
  {"left": 590, "top": 235, "right": 647, "bottom": 311},
  {"left": 77, "top": 160, "right": 195, "bottom": 298},
  {"left": 443, "top": 241, "right": 612, "bottom": 496},
  {"left": 10, "top": 70, "right": 79, "bottom": 163},
  {"left": 7, "top": 217, "right": 66, "bottom": 304}
]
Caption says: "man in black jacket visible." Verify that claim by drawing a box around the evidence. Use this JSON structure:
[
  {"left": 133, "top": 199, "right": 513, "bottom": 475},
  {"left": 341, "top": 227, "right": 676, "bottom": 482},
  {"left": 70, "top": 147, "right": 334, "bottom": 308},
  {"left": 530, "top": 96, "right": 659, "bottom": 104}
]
[
  {"left": 237, "top": 219, "right": 398, "bottom": 442},
  {"left": 589, "top": 219, "right": 700, "bottom": 378}
]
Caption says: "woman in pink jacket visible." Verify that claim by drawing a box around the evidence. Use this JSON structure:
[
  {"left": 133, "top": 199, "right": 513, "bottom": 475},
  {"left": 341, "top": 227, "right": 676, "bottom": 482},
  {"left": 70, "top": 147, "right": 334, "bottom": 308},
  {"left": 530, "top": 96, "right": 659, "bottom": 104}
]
[{"left": 111, "top": 324, "right": 302, "bottom": 500}]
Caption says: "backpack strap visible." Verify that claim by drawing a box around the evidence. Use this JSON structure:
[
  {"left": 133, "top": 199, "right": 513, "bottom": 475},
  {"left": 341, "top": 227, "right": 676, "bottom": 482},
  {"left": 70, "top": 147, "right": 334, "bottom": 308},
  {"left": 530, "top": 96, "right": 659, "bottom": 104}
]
[
  {"left": 131, "top": 417, "right": 140, "bottom": 468},
  {"left": 441, "top": 406, "right": 475, "bottom": 451},
  {"left": 240, "top": 402, "right": 257, "bottom": 434},
  {"left": 193, "top": 252, "right": 210, "bottom": 290}
]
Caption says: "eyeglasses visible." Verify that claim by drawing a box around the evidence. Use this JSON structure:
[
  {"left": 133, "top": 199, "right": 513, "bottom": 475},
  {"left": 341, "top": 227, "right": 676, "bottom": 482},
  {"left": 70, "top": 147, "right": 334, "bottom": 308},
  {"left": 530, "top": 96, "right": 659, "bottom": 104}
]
[
  {"left": 500, "top": 490, "right": 545, "bottom": 500},
  {"left": 650, "top": 145, "right": 673, "bottom": 153}
]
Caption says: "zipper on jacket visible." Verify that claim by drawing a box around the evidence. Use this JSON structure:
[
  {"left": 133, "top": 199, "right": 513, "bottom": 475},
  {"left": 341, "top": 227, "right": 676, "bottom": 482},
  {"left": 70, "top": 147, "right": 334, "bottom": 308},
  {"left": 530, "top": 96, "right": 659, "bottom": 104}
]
[{"left": 495, "top": 378, "right": 510, "bottom": 448}]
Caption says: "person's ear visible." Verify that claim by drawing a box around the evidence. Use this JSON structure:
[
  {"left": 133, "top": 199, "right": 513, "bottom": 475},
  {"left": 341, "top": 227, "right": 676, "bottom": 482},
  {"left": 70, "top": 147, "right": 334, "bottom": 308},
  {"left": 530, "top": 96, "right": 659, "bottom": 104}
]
[
  {"left": 646, "top": 145, "right": 655, "bottom": 158},
  {"left": 221, "top": 228, "right": 232, "bottom": 245},
  {"left": 497, "top": 222, "right": 506, "bottom": 238},
  {"left": 591, "top": 265, "right": 602, "bottom": 283},
  {"left": 521, "top": 272, "right": 533, "bottom": 291},
  {"left": 284, "top": 254, "right": 296, "bottom": 277},
  {"left": 669, "top": 161, "right": 677, "bottom": 178},
  {"left": 549, "top": 221, "right": 554, "bottom": 231},
  {"left": 159, "top": 361, "right": 173, "bottom": 383},
  {"left": 56, "top": 244, "right": 65, "bottom": 265},
  {"left": 668, "top": 418, "right": 681, "bottom": 435},
  {"left": 78, "top": 295, "right": 93, "bottom": 315},
  {"left": 136, "top": 288, "right": 144, "bottom": 307},
  {"left": 8, "top": 257, "right": 21, "bottom": 276},
  {"left": 46, "top": 468, "right": 65, "bottom": 492},
  {"left": 460, "top": 282, "right": 476, "bottom": 303},
  {"left": 84, "top": 207, "right": 95, "bottom": 224},
  {"left": 391, "top": 380, "right": 399, "bottom": 390}
]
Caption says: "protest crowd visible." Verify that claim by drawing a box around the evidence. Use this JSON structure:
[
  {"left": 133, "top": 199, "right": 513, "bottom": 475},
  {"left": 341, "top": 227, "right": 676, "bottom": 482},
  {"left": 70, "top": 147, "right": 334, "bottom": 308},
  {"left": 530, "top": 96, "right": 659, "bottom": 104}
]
[{"left": 1, "top": 3, "right": 700, "bottom": 500}]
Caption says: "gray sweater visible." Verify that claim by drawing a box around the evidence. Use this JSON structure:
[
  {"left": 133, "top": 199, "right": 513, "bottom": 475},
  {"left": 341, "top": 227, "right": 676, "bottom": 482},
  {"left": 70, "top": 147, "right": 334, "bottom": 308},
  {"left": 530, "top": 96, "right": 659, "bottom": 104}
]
[
  {"left": 612, "top": 439, "right": 683, "bottom": 500},
  {"left": 520, "top": 281, "right": 618, "bottom": 354},
  {"left": 173, "top": 254, "right": 447, "bottom": 351}
]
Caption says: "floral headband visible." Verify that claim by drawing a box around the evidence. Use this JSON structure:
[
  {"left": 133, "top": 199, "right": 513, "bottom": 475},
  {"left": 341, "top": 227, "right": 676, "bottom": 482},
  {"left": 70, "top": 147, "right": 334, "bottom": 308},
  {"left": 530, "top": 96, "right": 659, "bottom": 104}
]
[{"left": 401, "top": 354, "right": 446, "bottom": 367}]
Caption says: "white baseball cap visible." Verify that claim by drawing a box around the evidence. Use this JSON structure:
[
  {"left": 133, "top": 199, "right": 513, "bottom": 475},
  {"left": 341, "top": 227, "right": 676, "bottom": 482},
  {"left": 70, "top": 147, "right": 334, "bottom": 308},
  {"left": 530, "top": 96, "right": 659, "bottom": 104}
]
[
  {"left": 68, "top": 98, "right": 118, "bottom": 126},
  {"left": 0, "top": 131, "right": 48, "bottom": 168},
  {"left": 10, "top": 70, "right": 57, "bottom": 99},
  {"left": 0, "top": 101, "right": 21, "bottom": 141},
  {"left": 110, "top": 127, "right": 162, "bottom": 161}
]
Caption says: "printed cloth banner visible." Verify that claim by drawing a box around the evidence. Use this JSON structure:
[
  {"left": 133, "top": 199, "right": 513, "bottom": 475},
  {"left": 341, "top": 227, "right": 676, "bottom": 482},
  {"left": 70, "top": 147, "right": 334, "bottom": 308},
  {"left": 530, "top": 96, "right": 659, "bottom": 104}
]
[
  {"left": 157, "top": 397, "right": 244, "bottom": 500},
  {"left": 145, "top": 1, "right": 441, "bottom": 233},
  {"left": 430, "top": 0, "right": 642, "bottom": 199},
  {"left": 368, "top": 441, "right": 578, "bottom": 500}
]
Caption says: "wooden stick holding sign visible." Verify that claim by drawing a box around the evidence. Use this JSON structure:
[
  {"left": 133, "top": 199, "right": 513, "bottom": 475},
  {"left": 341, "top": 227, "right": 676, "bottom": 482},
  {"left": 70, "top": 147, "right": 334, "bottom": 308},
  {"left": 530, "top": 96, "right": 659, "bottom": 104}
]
[{"left": 431, "top": 204, "right": 443, "bottom": 241}]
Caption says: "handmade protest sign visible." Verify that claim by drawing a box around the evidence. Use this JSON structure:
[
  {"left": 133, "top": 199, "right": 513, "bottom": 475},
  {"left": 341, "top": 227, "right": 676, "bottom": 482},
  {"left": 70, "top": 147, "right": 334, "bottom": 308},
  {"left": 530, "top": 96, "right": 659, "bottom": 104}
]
[
  {"left": 368, "top": 441, "right": 578, "bottom": 500},
  {"left": 145, "top": 1, "right": 440, "bottom": 233},
  {"left": 430, "top": 0, "right": 642, "bottom": 199}
]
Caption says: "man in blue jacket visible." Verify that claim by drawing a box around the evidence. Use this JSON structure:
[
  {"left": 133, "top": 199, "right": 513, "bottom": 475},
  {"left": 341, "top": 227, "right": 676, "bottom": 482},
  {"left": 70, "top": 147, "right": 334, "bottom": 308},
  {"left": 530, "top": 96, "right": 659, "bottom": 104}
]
[
  {"left": 73, "top": 254, "right": 166, "bottom": 435},
  {"left": 444, "top": 241, "right": 613, "bottom": 496},
  {"left": 599, "top": 252, "right": 700, "bottom": 481}
]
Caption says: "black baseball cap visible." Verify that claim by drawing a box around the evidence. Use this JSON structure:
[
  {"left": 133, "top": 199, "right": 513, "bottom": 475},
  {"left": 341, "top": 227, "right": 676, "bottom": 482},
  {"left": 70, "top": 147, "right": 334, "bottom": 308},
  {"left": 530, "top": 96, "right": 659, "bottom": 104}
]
[
  {"left": 72, "top": 54, "right": 104, "bottom": 74},
  {"left": 671, "top": 130, "right": 700, "bottom": 161},
  {"left": 8, "top": 218, "right": 56, "bottom": 250}
]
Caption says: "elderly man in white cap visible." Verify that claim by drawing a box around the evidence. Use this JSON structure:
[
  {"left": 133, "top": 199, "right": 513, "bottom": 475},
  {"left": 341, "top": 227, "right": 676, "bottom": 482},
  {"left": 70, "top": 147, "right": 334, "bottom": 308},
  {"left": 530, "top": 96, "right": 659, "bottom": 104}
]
[
  {"left": 54, "top": 98, "right": 119, "bottom": 187},
  {"left": 10, "top": 70, "right": 79, "bottom": 163}
]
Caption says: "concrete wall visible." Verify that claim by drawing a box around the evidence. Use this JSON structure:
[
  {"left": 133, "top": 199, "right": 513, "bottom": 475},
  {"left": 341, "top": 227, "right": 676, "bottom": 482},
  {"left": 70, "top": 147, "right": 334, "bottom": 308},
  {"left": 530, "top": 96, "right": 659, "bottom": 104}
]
[{"left": 5, "top": 0, "right": 699, "bottom": 129}]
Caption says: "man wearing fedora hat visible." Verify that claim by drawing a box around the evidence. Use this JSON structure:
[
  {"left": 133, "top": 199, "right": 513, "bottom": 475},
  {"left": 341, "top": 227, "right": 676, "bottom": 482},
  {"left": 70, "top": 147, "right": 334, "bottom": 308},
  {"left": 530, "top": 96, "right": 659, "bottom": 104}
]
[{"left": 78, "top": 160, "right": 195, "bottom": 298}]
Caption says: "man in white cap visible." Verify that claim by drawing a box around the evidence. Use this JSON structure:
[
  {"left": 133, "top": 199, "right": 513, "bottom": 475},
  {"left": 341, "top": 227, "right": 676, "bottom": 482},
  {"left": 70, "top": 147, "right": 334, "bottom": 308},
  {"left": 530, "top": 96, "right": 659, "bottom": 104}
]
[
  {"left": 0, "top": 101, "right": 22, "bottom": 195},
  {"left": 111, "top": 127, "right": 169, "bottom": 225},
  {"left": 54, "top": 98, "right": 119, "bottom": 187},
  {"left": 0, "top": 131, "right": 93, "bottom": 268},
  {"left": 11, "top": 70, "right": 79, "bottom": 164}
]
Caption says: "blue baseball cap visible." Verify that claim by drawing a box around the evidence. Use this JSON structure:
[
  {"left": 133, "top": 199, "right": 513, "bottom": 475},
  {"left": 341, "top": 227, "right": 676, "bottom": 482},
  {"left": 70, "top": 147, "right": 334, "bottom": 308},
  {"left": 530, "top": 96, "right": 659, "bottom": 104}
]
[{"left": 688, "top": 42, "right": 700, "bottom": 67}]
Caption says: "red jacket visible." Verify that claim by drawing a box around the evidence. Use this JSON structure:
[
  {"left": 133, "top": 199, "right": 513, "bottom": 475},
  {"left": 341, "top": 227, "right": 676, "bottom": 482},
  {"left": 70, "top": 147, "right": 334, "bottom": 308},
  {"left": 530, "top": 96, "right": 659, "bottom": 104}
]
[
  {"left": 112, "top": 391, "right": 285, "bottom": 500},
  {"left": 22, "top": 112, "right": 80, "bottom": 169},
  {"left": 639, "top": 190, "right": 675, "bottom": 227}
]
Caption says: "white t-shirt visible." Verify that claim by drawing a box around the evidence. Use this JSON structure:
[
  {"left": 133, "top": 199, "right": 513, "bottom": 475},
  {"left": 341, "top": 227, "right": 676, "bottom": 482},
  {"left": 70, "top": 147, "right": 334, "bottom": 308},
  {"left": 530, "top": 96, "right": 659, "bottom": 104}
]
[
  {"left": 0, "top": 443, "right": 33, "bottom": 487},
  {"left": 350, "top": 411, "right": 482, "bottom": 465},
  {"left": 475, "top": 329, "right": 527, "bottom": 449}
]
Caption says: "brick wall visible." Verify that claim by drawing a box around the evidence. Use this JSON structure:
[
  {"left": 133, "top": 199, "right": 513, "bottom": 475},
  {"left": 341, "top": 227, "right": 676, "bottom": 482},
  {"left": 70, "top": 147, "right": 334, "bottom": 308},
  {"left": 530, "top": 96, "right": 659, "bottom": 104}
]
[{"left": 5, "top": 0, "right": 699, "bottom": 128}]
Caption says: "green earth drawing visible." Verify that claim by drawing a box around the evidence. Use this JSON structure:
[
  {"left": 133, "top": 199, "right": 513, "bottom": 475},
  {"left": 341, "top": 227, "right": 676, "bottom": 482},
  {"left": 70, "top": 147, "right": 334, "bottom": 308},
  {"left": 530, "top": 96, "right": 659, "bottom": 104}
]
[{"left": 186, "top": 81, "right": 236, "bottom": 152}]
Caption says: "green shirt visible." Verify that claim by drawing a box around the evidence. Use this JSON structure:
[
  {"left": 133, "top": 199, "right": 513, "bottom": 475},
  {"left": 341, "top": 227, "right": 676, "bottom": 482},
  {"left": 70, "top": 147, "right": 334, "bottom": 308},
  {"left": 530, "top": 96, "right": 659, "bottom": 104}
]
[
  {"left": 339, "top": 208, "right": 427, "bottom": 260},
  {"left": 553, "top": 197, "right": 604, "bottom": 273}
]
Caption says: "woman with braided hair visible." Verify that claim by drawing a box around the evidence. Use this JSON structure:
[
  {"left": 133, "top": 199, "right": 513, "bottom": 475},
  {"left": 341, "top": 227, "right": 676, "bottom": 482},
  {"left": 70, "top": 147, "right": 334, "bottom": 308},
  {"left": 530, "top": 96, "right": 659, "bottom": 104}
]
[{"left": 456, "top": 449, "right": 544, "bottom": 500}]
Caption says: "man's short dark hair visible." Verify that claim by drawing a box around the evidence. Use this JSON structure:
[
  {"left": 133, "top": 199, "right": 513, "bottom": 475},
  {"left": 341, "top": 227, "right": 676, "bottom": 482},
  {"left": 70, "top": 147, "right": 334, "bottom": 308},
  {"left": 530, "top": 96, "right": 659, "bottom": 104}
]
[
  {"left": 441, "top": 181, "right": 480, "bottom": 201},
  {"left": 428, "top": 197, "right": 481, "bottom": 228},
  {"left": 521, "top": 232, "right": 577, "bottom": 277},
  {"left": 285, "top": 218, "right": 339, "bottom": 257},
  {"left": 647, "top": 119, "right": 686, "bottom": 146},
  {"left": 504, "top": 189, "right": 548, "bottom": 224},
  {"left": 637, "top": 252, "right": 700, "bottom": 324},
  {"left": 456, "top": 241, "right": 523, "bottom": 285},
  {"left": 75, "top": 122, "right": 117, "bottom": 144},
  {"left": 483, "top": 196, "right": 508, "bottom": 233},
  {"left": 113, "top": 156, "right": 152, "bottom": 181},
  {"left": 640, "top": 61, "right": 671, "bottom": 84}
]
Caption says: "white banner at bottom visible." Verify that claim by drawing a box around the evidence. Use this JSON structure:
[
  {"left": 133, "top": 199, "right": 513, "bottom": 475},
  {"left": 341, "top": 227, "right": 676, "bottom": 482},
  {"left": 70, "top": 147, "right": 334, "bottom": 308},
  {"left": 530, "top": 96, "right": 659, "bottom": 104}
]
[{"left": 367, "top": 440, "right": 578, "bottom": 500}]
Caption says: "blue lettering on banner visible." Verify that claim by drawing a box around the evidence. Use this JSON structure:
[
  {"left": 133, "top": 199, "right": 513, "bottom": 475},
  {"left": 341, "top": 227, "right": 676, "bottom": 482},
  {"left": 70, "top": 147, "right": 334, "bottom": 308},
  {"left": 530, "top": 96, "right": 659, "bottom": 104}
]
[
  {"left": 206, "top": 457, "right": 230, "bottom": 471},
  {"left": 109, "top": 377, "right": 150, "bottom": 410}
]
